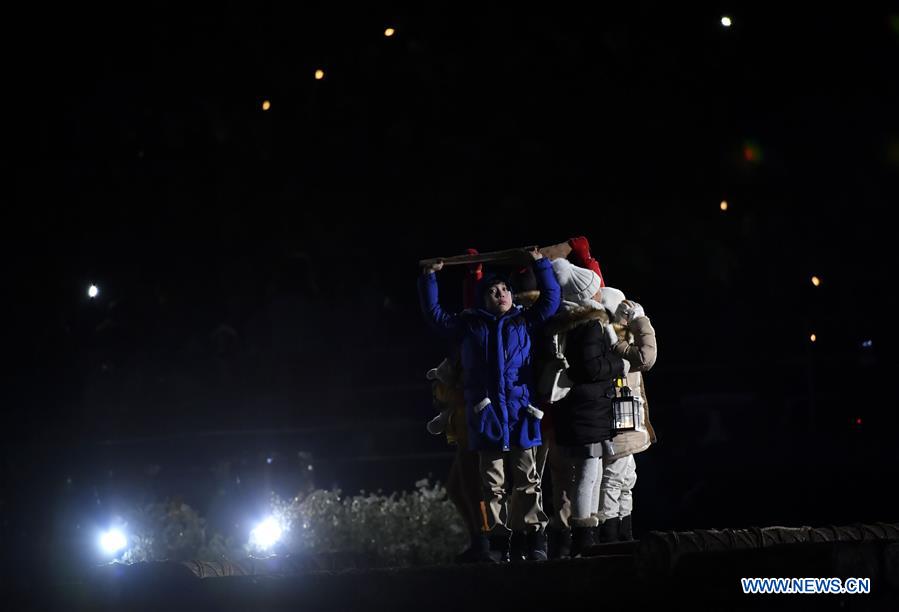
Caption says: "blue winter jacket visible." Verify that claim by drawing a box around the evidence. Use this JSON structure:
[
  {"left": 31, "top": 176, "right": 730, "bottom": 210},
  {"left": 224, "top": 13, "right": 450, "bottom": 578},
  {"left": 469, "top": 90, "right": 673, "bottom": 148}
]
[{"left": 418, "top": 258, "right": 561, "bottom": 451}]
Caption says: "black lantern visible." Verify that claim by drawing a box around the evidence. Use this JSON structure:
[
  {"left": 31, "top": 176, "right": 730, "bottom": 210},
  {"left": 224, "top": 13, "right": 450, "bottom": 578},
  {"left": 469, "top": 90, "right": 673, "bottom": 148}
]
[{"left": 612, "top": 377, "right": 645, "bottom": 434}]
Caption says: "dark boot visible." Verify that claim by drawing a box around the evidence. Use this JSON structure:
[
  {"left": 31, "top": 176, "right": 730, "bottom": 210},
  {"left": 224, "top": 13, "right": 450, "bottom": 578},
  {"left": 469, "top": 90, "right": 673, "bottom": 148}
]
[
  {"left": 526, "top": 529, "right": 547, "bottom": 562},
  {"left": 509, "top": 531, "right": 527, "bottom": 563},
  {"left": 598, "top": 517, "right": 621, "bottom": 543},
  {"left": 548, "top": 527, "right": 571, "bottom": 559},
  {"left": 454, "top": 532, "right": 491, "bottom": 563},
  {"left": 570, "top": 525, "right": 596, "bottom": 558},
  {"left": 619, "top": 515, "right": 634, "bottom": 541},
  {"left": 487, "top": 532, "right": 510, "bottom": 563}
]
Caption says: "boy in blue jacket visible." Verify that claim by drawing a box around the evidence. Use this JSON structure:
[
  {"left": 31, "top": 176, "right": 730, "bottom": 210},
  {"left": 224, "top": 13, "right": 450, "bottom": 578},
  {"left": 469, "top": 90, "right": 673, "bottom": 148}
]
[{"left": 419, "top": 248, "right": 560, "bottom": 561}]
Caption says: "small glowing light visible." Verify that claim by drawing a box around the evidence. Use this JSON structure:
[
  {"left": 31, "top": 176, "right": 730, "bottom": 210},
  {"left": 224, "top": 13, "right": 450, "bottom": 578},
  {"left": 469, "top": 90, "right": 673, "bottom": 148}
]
[
  {"left": 855, "top": 417, "right": 863, "bottom": 425},
  {"left": 862, "top": 340, "right": 873, "bottom": 348},
  {"left": 99, "top": 529, "right": 127, "bottom": 555},
  {"left": 314, "top": 69, "right": 325, "bottom": 80},
  {"left": 88, "top": 285, "right": 99, "bottom": 298},
  {"left": 261, "top": 100, "right": 271, "bottom": 111},
  {"left": 384, "top": 27, "right": 395, "bottom": 37},
  {"left": 811, "top": 276, "right": 821, "bottom": 287},
  {"left": 742, "top": 140, "right": 763, "bottom": 164},
  {"left": 266, "top": 457, "right": 273, "bottom": 464},
  {"left": 810, "top": 334, "right": 817, "bottom": 343},
  {"left": 720, "top": 200, "right": 728, "bottom": 211},
  {"left": 250, "top": 517, "right": 283, "bottom": 550},
  {"left": 721, "top": 16, "right": 732, "bottom": 27}
]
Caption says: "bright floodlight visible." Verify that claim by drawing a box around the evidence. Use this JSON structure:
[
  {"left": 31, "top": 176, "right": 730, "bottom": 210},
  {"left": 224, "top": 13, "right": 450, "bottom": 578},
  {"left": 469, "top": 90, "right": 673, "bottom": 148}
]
[
  {"left": 99, "top": 529, "right": 127, "bottom": 555},
  {"left": 721, "top": 16, "right": 732, "bottom": 27},
  {"left": 88, "top": 284, "right": 99, "bottom": 298},
  {"left": 250, "top": 517, "right": 283, "bottom": 550}
]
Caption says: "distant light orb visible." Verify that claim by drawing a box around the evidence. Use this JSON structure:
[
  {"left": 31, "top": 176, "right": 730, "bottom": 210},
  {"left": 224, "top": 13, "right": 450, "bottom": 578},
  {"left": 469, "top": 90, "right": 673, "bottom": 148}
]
[
  {"left": 88, "top": 285, "right": 99, "bottom": 299},
  {"left": 720, "top": 200, "right": 728, "bottom": 211},
  {"left": 743, "top": 144, "right": 759, "bottom": 162},
  {"left": 250, "top": 517, "right": 283, "bottom": 550},
  {"left": 314, "top": 69, "right": 325, "bottom": 80},
  {"left": 810, "top": 334, "right": 817, "bottom": 343},
  {"left": 384, "top": 27, "right": 395, "bottom": 37},
  {"left": 261, "top": 100, "right": 271, "bottom": 111},
  {"left": 811, "top": 275, "right": 821, "bottom": 287},
  {"left": 721, "top": 16, "right": 733, "bottom": 27},
  {"left": 99, "top": 529, "right": 127, "bottom": 555}
]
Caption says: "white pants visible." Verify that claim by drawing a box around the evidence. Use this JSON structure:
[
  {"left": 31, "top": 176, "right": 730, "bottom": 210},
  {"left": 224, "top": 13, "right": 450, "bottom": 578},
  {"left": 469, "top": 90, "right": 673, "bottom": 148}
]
[
  {"left": 596, "top": 454, "right": 637, "bottom": 521},
  {"left": 570, "top": 456, "right": 601, "bottom": 521}
]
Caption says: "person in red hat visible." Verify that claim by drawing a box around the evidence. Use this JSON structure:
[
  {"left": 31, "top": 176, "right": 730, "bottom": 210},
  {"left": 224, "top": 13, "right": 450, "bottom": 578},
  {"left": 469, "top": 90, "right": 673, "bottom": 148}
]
[
  {"left": 533, "top": 235, "right": 608, "bottom": 558},
  {"left": 538, "top": 257, "right": 626, "bottom": 557}
]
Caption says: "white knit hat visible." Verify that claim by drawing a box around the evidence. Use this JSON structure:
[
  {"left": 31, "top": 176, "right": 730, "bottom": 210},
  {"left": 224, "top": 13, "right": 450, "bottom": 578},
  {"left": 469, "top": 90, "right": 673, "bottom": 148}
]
[
  {"left": 600, "top": 286, "right": 626, "bottom": 317},
  {"left": 552, "top": 258, "right": 601, "bottom": 305}
]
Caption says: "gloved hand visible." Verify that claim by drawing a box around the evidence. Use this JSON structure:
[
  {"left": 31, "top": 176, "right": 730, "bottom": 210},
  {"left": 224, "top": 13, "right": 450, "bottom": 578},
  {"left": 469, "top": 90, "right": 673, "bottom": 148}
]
[
  {"left": 630, "top": 302, "right": 645, "bottom": 320},
  {"left": 422, "top": 260, "right": 444, "bottom": 275},
  {"left": 615, "top": 300, "right": 645, "bottom": 324}
]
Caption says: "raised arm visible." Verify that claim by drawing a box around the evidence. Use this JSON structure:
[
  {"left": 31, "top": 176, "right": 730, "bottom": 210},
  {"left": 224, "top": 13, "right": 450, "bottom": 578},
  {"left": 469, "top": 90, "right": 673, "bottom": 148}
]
[
  {"left": 612, "top": 302, "right": 657, "bottom": 371},
  {"left": 524, "top": 250, "right": 561, "bottom": 326},
  {"left": 418, "top": 261, "right": 464, "bottom": 340}
]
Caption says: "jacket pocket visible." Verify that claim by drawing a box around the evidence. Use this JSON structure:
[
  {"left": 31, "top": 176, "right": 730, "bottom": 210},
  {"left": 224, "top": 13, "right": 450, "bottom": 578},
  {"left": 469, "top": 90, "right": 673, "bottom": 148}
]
[
  {"left": 526, "top": 409, "right": 542, "bottom": 443},
  {"left": 478, "top": 403, "right": 503, "bottom": 442}
]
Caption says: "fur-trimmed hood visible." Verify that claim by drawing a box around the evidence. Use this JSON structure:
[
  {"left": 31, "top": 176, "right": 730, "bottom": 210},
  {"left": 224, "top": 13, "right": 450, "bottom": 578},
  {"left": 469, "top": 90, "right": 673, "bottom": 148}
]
[{"left": 545, "top": 305, "right": 610, "bottom": 336}]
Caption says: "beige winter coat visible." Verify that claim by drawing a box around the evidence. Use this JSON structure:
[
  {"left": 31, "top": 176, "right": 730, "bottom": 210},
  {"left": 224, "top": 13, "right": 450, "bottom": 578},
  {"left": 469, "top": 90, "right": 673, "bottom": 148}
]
[{"left": 604, "top": 316, "right": 658, "bottom": 461}]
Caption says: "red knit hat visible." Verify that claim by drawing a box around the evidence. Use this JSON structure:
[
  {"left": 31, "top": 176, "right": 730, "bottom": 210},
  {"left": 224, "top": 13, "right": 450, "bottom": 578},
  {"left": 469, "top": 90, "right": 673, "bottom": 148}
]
[
  {"left": 568, "top": 236, "right": 605, "bottom": 287},
  {"left": 462, "top": 247, "right": 484, "bottom": 309}
]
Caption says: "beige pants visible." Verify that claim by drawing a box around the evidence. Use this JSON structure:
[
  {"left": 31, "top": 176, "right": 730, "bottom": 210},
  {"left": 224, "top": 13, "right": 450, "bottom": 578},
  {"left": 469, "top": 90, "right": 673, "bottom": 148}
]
[{"left": 479, "top": 447, "right": 548, "bottom": 535}]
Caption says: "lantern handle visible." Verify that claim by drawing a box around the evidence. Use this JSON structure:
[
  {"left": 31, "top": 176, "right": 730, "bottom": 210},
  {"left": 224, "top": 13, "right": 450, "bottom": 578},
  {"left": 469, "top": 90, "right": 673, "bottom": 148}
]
[{"left": 616, "top": 375, "right": 632, "bottom": 397}]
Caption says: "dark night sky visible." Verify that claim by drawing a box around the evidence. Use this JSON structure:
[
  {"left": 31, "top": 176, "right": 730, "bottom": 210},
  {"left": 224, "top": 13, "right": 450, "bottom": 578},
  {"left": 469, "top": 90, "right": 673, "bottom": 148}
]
[{"left": 4, "top": 1, "right": 899, "bottom": 443}]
